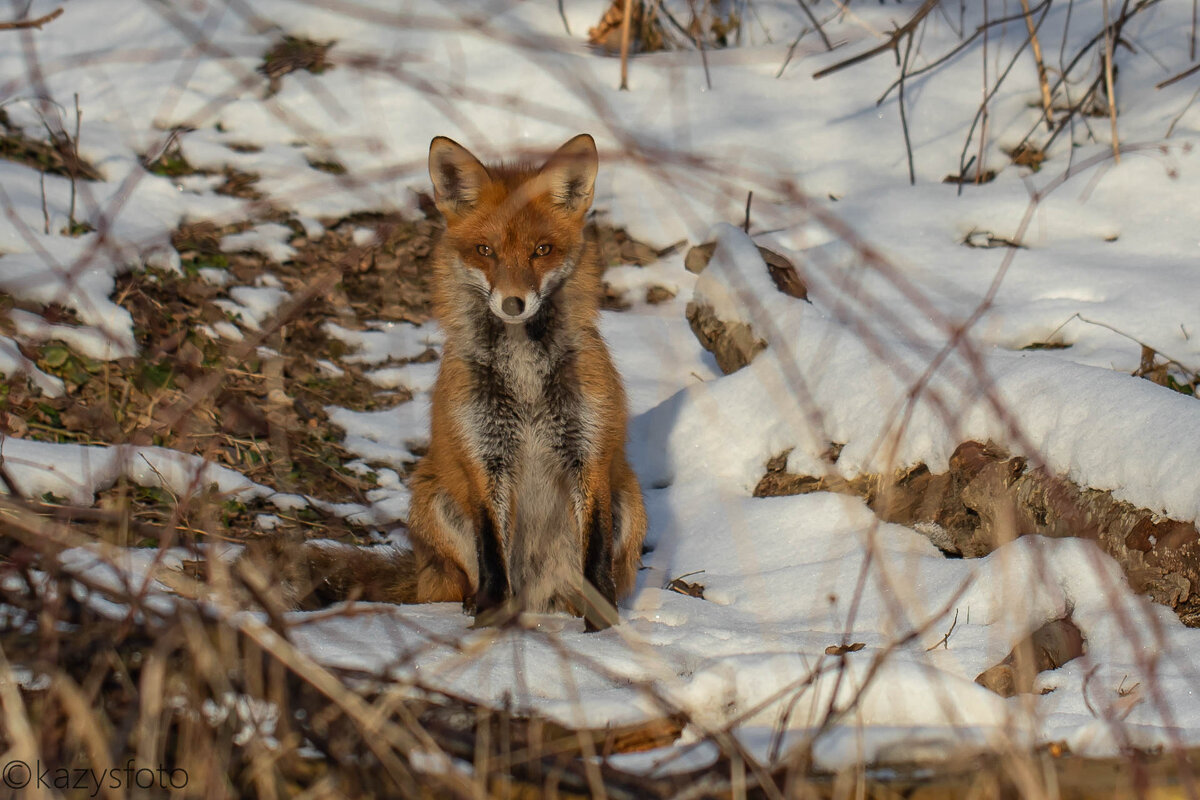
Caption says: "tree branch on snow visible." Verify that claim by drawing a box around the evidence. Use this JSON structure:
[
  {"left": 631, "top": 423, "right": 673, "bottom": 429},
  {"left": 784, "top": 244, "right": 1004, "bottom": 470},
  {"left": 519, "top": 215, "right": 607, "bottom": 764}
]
[
  {"left": 0, "top": 7, "right": 63, "bottom": 31},
  {"left": 811, "top": 0, "right": 939, "bottom": 80}
]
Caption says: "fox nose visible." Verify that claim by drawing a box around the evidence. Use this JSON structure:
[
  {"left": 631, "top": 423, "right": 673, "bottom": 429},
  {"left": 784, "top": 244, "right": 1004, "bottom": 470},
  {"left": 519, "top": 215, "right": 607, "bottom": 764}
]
[{"left": 501, "top": 296, "right": 525, "bottom": 316}]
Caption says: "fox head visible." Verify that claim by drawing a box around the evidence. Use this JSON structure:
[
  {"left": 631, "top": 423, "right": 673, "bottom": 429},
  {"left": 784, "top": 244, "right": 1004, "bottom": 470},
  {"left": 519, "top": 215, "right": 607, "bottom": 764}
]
[{"left": 428, "top": 134, "right": 598, "bottom": 324}]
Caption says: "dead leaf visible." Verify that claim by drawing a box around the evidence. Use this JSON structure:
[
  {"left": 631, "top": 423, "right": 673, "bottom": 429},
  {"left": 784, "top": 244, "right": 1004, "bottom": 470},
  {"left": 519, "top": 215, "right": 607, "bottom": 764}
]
[{"left": 666, "top": 572, "right": 705, "bottom": 598}]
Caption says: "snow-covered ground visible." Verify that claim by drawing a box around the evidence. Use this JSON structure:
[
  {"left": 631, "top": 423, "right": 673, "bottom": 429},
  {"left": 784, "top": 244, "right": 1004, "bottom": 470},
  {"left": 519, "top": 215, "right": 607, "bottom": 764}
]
[{"left": 3, "top": 0, "right": 1200, "bottom": 771}]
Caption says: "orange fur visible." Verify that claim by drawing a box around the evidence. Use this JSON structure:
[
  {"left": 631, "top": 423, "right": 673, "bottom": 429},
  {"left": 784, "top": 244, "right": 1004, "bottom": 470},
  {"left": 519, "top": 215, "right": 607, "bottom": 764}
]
[{"left": 408, "top": 134, "right": 647, "bottom": 628}]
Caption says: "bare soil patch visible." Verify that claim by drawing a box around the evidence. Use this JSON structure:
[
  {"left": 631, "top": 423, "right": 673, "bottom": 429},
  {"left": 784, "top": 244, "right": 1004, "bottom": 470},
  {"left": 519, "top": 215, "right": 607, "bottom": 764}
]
[{"left": 2, "top": 203, "right": 661, "bottom": 555}]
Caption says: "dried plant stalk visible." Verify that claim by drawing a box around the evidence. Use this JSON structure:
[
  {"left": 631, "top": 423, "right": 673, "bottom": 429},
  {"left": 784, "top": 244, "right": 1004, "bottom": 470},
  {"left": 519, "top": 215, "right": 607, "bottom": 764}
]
[
  {"left": 620, "top": 0, "right": 634, "bottom": 90},
  {"left": 1020, "top": 0, "right": 1054, "bottom": 128},
  {"left": 1102, "top": 0, "right": 1120, "bottom": 163}
]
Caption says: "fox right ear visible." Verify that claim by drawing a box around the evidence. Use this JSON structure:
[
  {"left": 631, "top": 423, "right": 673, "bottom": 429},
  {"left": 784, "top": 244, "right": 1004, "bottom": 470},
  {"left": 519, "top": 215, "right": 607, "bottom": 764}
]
[{"left": 429, "top": 137, "right": 490, "bottom": 218}]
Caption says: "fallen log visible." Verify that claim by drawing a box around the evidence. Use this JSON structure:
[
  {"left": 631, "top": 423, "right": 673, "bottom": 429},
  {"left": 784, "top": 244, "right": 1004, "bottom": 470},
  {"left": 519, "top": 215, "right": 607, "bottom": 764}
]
[{"left": 756, "top": 440, "right": 1200, "bottom": 624}]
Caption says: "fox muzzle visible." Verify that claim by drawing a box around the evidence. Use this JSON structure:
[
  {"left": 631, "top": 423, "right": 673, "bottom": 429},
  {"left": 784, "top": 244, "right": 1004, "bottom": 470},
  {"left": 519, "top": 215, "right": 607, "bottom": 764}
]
[{"left": 489, "top": 289, "right": 540, "bottom": 323}]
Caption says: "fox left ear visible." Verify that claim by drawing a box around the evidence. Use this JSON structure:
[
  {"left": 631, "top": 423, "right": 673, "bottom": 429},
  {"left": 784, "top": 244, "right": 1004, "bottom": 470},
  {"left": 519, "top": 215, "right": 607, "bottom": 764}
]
[{"left": 539, "top": 134, "right": 598, "bottom": 215}]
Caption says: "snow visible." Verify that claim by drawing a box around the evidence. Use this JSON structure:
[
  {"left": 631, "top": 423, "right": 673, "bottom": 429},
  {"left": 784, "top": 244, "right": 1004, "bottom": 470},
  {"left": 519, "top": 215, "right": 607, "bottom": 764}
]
[
  {"left": 324, "top": 320, "right": 444, "bottom": 365},
  {"left": 9, "top": 308, "right": 132, "bottom": 361},
  {"left": 663, "top": 224, "right": 1200, "bottom": 521},
  {"left": 328, "top": 397, "right": 432, "bottom": 467},
  {"left": 198, "top": 266, "right": 232, "bottom": 286},
  {"left": 0, "top": 437, "right": 265, "bottom": 505},
  {"left": 3, "top": 0, "right": 1200, "bottom": 773},
  {"left": 0, "top": 335, "right": 64, "bottom": 397},
  {"left": 215, "top": 285, "right": 290, "bottom": 330},
  {"left": 220, "top": 223, "right": 297, "bottom": 263},
  {"left": 365, "top": 360, "right": 439, "bottom": 392}
]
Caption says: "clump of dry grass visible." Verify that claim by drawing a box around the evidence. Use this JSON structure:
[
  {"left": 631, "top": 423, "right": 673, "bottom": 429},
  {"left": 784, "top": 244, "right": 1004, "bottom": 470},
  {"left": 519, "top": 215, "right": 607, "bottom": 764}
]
[{"left": 2, "top": 519, "right": 1196, "bottom": 798}]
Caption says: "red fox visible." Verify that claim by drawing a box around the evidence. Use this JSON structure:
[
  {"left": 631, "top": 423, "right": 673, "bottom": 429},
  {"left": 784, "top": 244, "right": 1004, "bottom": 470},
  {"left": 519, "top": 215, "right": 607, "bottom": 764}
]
[{"left": 298, "top": 135, "right": 647, "bottom": 631}]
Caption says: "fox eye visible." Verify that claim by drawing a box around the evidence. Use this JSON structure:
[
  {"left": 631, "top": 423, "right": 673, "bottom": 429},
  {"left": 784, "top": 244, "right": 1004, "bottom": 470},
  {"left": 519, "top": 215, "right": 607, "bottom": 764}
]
[
  {"left": 533, "top": 243, "right": 552, "bottom": 257},
  {"left": 476, "top": 244, "right": 493, "bottom": 257}
]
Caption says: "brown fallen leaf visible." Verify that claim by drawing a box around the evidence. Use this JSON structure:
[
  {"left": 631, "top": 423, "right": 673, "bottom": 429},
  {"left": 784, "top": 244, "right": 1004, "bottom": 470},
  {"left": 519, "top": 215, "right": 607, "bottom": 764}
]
[
  {"left": 665, "top": 570, "right": 705, "bottom": 598},
  {"left": 61, "top": 403, "right": 122, "bottom": 441},
  {"left": 825, "top": 642, "right": 866, "bottom": 656}
]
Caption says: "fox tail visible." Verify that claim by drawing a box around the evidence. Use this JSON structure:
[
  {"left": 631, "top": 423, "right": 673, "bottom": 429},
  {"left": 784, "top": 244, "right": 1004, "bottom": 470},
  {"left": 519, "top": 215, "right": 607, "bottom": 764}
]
[
  {"left": 238, "top": 538, "right": 418, "bottom": 608},
  {"left": 305, "top": 542, "right": 418, "bottom": 605}
]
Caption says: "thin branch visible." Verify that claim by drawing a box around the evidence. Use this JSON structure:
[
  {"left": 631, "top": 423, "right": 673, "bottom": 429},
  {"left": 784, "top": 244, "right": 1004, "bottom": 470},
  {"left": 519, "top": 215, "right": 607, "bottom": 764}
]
[
  {"left": 39, "top": 171, "right": 48, "bottom": 235},
  {"left": 1166, "top": 84, "right": 1200, "bottom": 137},
  {"left": 686, "top": 0, "right": 713, "bottom": 90},
  {"left": 898, "top": 30, "right": 916, "bottom": 185},
  {"left": 776, "top": 27, "right": 809, "bottom": 78},
  {"left": 654, "top": 0, "right": 695, "bottom": 49},
  {"left": 812, "top": 0, "right": 938, "bottom": 80},
  {"left": 1042, "top": 73, "right": 1105, "bottom": 152},
  {"left": 0, "top": 7, "right": 62, "bottom": 31},
  {"left": 954, "top": 0, "right": 1055, "bottom": 195},
  {"left": 925, "top": 608, "right": 960, "bottom": 651},
  {"left": 1156, "top": 61, "right": 1200, "bottom": 90},
  {"left": 875, "top": 0, "right": 1054, "bottom": 104},
  {"left": 1072, "top": 314, "right": 1200, "bottom": 380},
  {"left": 557, "top": 0, "right": 571, "bottom": 35},
  {"left": 989, "top": 0, "right": 1155, "bottom": 170},
  {"left": 619, "top": 0, "right": 634, "bottom": 90},
  {"left": 976, "top": 0, "right": 989, "bottom": 189},
  {"left": 794, "top": 0, "right": 833, "bottom": 51},
  {"left": 1048, "top": 0, "right": 1156, "bottom": 107},
  {"left": 69, "top": 92, "right": 81, "bottom": 233}
]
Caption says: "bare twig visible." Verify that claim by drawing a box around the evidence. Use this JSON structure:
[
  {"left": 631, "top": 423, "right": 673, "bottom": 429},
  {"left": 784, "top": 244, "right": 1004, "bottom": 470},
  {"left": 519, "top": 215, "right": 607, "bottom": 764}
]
[
  {"left": 1041, "top": 73, "right": 1104, "bottom": 153},
  {"left": 1082, "top": 665, "right": 1100, "bottom": 718},
  {"left": 955, "top": 0, "right": 1054, "bottom": 195},
  {"left": 1156, "top": 61, "right": 1200, "bottom": 90},
  {"left": 976, "top": 0, "right": 989, "bottom": 188},
  {"left": 898, "top": 29, "right": 916, "bottom": 185},
  {"left": 875, "top": 0, "right": 1054, "bottom": 104},
  {"left": 0, "top": 7, "right": 62, "bottom": 31},
  {"left": 776, "top": 28, "right": 808, "bottom": 78},
  {"left": 1166, "top": 84, "right": 1200, "bottom": 137},
  {"left": 812, "top": 0, "right": 938, "bottom": 80},
  {"left": 686, "top": 0, "right": 713, "bottom": 90},
  {"left": 619, "top": 0, "right": 634, "bottom": 90},
  {"left": 39, "top": 171, "right": 48, "bottom": 235},
  {"left": 558, "top": 0, "right": 571, "bottom": 35},
  {"left": 69, "top": 93, "right": 81, "bottom": 233},
  {"left": 794, "top": 0, "right": 833, "bottom": 51},
  {"left": 1070, "top": 314, "right": 1200, "bottom": 380},
  {"left": 925, "top": 608, "right": 960, "bottom": 651}
]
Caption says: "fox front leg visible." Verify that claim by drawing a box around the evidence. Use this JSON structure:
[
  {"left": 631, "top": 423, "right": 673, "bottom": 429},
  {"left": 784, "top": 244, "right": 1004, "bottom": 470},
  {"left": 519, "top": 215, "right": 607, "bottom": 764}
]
[
  {"left": 471, "top": 502, "right": 511, "bottom": 625},
  {"left": 578, "top": 490, "right": 619, "bottom": 632},
  {"left": 463, "top": 360, "right": 520, "bottom": 625}
]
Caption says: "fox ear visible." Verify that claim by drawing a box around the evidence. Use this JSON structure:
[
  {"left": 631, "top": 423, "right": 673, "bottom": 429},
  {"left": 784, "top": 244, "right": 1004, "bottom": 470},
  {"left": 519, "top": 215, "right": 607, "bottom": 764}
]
[
  {"left": 429, "top": 137, "right": 490, "bottom": 217},
  {"left": 539, "top": 134, "right": 598, "bottom": 215}
]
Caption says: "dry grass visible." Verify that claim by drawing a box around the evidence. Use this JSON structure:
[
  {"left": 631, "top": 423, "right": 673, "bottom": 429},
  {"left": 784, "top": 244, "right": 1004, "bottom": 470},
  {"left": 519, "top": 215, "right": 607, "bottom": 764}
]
[{"left": 3, "top": 1, "right": 1200, "bottom": 797}]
